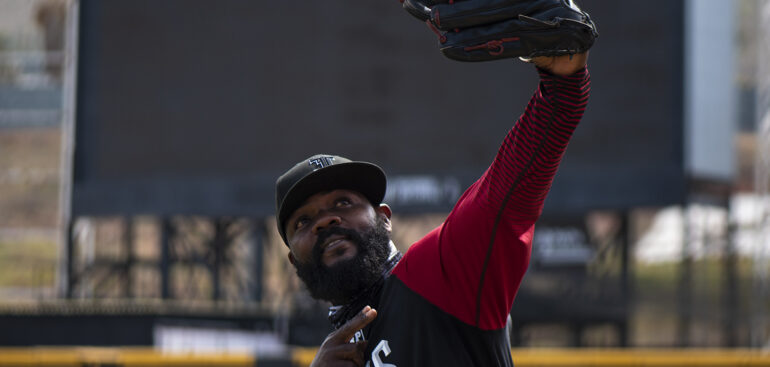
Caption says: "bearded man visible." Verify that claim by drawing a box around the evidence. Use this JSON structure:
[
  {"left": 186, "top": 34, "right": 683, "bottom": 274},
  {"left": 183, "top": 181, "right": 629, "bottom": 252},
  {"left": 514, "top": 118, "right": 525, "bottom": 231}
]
[{"left": 274, "top": 49, "right": 589, "bottom": 366}]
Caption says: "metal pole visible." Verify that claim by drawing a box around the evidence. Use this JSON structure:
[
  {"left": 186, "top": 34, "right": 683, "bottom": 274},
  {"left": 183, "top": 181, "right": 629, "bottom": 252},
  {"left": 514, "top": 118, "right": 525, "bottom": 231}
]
[
  {"left": 723, "top": 219, "right": 738, "bottom": 347},
  {"left": 56, "top": 0, "right": 80, "bottom": 298},
  {"left": 160, "top": 217, "right": 171, "bottom": 299},
  {"left": 619, "top": 211, "right": 631, "bottom": 347},
  {"left": 678, "top": 204, "right": 693, "bottom": 347},
  {"left": 753, "top": 0, "right": 770, "bottom": 348},
  {"left": 254, "top": 218, "right": 265, "bottom": 302},
  {"left": 212, "top": 218, "right": 224, "bottom": 301},
  {"left": 65, "top": 220, "right": 75, "bottom": 298},
  {"left": 124, "top": 217, "right": 134, "bottom": 298}
]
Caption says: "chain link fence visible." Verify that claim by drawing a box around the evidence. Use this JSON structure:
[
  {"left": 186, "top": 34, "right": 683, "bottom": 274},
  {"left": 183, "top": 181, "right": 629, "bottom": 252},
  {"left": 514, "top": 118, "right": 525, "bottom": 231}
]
[{"left": 753, "top": 0, "right": 770, "bottom": 349}]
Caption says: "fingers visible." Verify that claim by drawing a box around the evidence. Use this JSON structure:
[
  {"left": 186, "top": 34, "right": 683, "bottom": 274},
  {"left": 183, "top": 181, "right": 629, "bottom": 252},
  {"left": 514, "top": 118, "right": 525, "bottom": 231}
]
[
  {"left": 345, "top": 341, "right": 368, "bottom": 366},
  {"left": 330, "top": 306, "right": 377, "bottom": 343},
  {"left": 317, "top": 341, "right": 367, "bottom": 367},
  {"left": 529, "top": 52, "right": 588, "bottom": 76},
  {"left": 311, "top": 306, "right": 377, "bottom": 367}
]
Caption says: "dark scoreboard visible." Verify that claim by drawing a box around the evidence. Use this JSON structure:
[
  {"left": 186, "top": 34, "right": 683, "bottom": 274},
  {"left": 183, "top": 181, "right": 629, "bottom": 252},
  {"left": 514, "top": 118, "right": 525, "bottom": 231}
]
[{"left": 73, "top": 0, "right": 685, "bottom": 217}]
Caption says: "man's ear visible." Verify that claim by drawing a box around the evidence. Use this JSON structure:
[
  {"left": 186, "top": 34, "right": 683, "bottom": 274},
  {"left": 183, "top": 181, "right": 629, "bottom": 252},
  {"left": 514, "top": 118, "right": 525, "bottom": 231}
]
[
  {"left": 287, "top": 251, "right": 296, "bottom": 266},
  {"left": 377, "top": 203, "right": 393, "bottom": 232}
]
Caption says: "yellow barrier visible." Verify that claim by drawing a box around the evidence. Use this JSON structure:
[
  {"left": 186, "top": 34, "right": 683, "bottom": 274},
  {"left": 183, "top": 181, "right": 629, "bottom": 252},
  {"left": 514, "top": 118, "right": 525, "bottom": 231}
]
[
  {"left": 292, "top": 347, "right": 770, "bottom": 367},
  {"left": 2, "top": 347, "right": 770, "bottom": 366},
  {"left": 511, "top": 348, "right": 770, "bottom": 366},
  {"left": 0, "top": 348, "right": 254, "bottom": 367}
]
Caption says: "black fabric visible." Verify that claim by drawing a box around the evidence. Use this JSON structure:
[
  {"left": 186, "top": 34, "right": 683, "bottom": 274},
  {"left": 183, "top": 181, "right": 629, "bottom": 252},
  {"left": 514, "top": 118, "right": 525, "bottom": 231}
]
[
  {"left": 359, "top": 276, "right": 514, "bottom": 366},
  {"left": 329, "top": 253, "right": 403, "bottom": 330},
  {"left": 329, "top": 254, "right": 513, "bottom": 366}
]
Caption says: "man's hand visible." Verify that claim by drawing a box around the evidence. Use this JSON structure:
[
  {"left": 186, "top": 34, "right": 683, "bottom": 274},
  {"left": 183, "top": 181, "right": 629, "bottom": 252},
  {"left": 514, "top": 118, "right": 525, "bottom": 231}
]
[
  {"left": 310, "top": 306, "right": 378, "bottom": 367},
  {"left": 531, "top": 52, "right": 588, "bottom": 77}
]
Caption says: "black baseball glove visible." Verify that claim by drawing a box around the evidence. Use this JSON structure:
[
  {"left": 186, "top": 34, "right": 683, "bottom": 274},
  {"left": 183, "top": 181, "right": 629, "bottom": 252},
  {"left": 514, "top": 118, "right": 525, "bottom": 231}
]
[{"left": 402, "top": 0, "right": 598, "bottom": 62}]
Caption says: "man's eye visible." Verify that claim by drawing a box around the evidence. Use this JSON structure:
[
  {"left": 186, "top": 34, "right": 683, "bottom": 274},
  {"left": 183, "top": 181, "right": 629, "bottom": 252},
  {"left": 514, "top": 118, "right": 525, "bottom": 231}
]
[
  {"left": 335, "top": 198, "right": 351, "bottom": 207},
  {"left": 295, "top": 217, "right": 309, "bottom": 230}
]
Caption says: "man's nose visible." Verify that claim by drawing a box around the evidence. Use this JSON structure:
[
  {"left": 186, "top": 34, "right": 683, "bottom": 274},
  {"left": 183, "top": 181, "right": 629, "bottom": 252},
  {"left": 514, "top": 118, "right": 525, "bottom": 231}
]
[{"left": 313, "top": 212, "right": 341, "bottom": 234}]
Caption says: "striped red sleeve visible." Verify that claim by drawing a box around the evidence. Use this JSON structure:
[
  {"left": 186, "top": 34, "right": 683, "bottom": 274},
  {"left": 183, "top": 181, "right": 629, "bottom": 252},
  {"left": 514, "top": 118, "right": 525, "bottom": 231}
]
[
  {"left": 393, "top": 66, "right": 591, "bottom": 330},
  {"left": 481, "top": 66, "right": 590, "bottom": 221}
]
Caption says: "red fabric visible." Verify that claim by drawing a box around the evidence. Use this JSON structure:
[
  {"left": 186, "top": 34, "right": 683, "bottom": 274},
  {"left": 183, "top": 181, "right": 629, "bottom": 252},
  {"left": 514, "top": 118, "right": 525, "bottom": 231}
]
[{"left": 392, "top": 66, "right": 591, "bottom": 330}]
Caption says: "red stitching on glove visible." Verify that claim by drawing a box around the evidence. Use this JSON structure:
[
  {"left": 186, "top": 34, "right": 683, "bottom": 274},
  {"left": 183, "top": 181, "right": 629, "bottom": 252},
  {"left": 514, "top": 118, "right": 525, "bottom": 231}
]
[
  {"left": 426, "top": 20, "right": 447, "bottom": 44},
  {"left": 434, "top": 9, "right": 441, "bottom": 27},
  {"left": 463, "top": 37, "right": 520, "bottom": 56}
]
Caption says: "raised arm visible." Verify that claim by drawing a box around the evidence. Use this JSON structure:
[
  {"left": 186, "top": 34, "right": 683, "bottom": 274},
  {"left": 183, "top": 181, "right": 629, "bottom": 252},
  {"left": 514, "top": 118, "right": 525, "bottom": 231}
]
[
  {"left": 483, "top": 53, "right": 589, "bottom": 221},
  {"left": 393, "top": 54, "right": 590, "bottom": 330}
]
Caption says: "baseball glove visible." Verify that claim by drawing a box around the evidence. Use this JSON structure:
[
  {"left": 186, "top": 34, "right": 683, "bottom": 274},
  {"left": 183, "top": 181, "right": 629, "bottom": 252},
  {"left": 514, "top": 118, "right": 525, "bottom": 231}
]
[{"left": 402, "top": 0, "right": 598, "bottom": 62}]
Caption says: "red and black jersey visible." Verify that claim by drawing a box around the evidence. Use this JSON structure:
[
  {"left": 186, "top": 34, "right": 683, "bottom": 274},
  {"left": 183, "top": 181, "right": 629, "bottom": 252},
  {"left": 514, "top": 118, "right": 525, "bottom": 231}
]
[{"left": 348, "top": 67, "right": 591, "bottom": 366}]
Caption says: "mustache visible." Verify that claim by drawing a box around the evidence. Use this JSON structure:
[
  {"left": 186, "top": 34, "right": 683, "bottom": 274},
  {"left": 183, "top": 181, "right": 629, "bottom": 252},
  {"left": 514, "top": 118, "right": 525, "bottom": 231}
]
[{"left": 312, "top": 226, "right": 363, "bottom": 259}]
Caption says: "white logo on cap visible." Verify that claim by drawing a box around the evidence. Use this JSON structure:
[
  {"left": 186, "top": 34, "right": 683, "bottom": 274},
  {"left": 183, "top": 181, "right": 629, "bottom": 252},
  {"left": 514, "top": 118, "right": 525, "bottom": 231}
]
[{"left": 308, "top": 156, "right": 335, "bottom": 170}]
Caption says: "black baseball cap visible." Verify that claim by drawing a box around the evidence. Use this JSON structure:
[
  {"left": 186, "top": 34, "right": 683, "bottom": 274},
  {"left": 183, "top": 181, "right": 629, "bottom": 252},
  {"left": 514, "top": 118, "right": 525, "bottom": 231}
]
[{"left": 275, "top": 154, "right": 386, "bottom": 245}]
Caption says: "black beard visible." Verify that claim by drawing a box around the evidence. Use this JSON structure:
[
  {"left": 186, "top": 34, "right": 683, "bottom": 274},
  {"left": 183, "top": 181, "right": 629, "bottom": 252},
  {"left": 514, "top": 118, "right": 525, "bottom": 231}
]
[{"left": 293, "top": 218, "right": 391, "bottom": 305}]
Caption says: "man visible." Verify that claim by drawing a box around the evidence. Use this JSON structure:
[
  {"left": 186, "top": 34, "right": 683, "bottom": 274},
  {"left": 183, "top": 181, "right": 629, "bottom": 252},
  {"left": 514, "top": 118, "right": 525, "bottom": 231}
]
[
  {"left": 275, "top": 9, "right": 592, "bottom": 365},
  {"left": 275, "top": 51, "right": 589, "bottom": 366}
]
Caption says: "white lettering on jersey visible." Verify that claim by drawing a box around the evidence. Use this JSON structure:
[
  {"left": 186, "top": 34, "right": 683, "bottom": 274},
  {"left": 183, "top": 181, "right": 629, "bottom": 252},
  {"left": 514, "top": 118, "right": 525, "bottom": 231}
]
[
  {"left": 365, "top": 340, "right": 396, "bottom": 367},
  {"left": 351, "top": 330, "right": 365, "bottom": 343}
]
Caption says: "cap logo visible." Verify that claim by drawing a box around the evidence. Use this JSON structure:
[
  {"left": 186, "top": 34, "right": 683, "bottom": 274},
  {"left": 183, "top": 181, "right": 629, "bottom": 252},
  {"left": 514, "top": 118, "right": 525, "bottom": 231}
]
[{"left": 308, "top": 156, "right": 335, "bottom": 170}]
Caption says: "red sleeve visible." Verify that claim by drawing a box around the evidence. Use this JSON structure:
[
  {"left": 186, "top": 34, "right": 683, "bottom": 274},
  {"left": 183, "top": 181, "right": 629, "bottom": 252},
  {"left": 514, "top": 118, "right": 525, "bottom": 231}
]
[{"left": 392, "top": 66, "right": 591, "bottom": 330}]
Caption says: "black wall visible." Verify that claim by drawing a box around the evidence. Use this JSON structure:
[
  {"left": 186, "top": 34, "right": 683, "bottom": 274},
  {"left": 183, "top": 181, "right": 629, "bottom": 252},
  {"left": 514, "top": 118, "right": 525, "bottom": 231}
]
[{"left": 73, "top": 0, "right": 685, "bottom": 218}]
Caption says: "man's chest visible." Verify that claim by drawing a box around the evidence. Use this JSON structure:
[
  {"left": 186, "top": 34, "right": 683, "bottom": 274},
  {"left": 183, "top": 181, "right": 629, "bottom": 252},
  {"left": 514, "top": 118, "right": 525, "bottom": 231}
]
[{"left": 354, "top": 276, "right": 513, "bottom": 367}]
